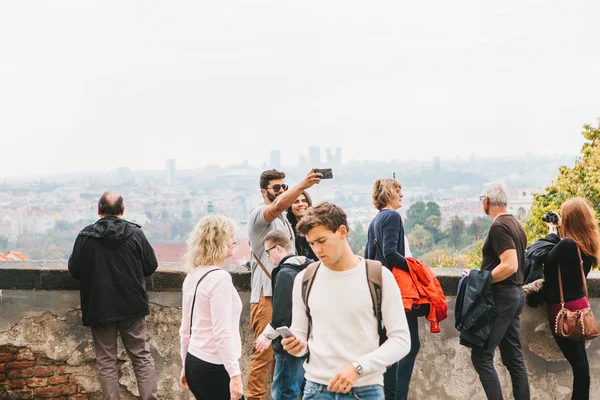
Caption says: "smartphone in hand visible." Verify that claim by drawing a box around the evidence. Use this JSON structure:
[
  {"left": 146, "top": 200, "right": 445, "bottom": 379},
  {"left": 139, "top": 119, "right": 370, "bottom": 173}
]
[
  {"left": 314, "top": 168, "right": 333, "bottom": 179},
  {"left": 276, "top": 326, "right": 295, "bottom": 338}
]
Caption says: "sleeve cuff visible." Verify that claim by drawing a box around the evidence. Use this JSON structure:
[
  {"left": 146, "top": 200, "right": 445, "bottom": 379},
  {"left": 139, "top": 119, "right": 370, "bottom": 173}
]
[
  {"left": 225, "top": 363, "right": 242, "bottom": 378},
  {"left": 262, "top": 324, "right": 280, "bottom": 340}
]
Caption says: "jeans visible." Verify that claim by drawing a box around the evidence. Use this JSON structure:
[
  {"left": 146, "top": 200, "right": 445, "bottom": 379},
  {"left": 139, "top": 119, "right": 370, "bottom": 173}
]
[
  {"left": 384, "top": 305, "right": 429, "bottom": 400},
  {"left": 471, "top": 286, "right": 530, "bottom": 400},
  {"left": 303, "top": 380, "right": 384, "bottom": 400},
  {"left": 272, "top": 351, "right": 306, "bottom": 400}
]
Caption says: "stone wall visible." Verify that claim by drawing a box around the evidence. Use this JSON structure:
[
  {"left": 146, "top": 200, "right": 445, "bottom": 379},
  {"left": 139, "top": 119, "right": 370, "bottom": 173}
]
[{"left": 1, "top": 261, "right": 599, "bottom": 399}]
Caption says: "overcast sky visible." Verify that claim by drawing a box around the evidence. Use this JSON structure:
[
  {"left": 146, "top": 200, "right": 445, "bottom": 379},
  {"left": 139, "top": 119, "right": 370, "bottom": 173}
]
[{"left": 1, "top": 1, "right": 599, "bottom": 178}]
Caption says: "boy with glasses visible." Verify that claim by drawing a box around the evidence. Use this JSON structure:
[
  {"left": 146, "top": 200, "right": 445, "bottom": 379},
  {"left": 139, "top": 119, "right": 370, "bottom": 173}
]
[
  {"left": 255, "top": 229, "right": 313, "bottom": 400},
  {"left": 246, "top": 168, "right": 322, "bottom": 400}
]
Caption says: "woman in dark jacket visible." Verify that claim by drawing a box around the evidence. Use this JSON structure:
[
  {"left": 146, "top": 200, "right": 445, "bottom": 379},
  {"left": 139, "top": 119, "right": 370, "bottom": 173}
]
[
  {"left": 543, "top": 197, "right": 600, "bottom": 400},
  {"left": 365, "top": 178, "right": 425, "bottom": 400},
  {"left": 286, "top": 191, "right": 317, "bottom": 260}
]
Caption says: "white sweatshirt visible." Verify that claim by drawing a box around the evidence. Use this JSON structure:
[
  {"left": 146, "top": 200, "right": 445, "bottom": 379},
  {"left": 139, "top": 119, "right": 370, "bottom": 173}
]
[{"left": 290, "top": 258, "right": 411, "bottom": 387}]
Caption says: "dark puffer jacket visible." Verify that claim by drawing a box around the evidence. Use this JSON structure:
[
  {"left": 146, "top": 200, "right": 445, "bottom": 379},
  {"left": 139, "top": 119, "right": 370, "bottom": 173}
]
[{"left": 68, "top": 217, "right": 158, "bottom": 326}]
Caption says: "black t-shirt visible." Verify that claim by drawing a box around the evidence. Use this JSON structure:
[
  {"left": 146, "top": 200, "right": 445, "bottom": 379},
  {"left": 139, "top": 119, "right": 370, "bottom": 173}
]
[
  {"left": 543, "top": 238, "right": 592, "bottom": 304},
  {"left": 480, "top": 214, "right": 527, "bottom": 286}
]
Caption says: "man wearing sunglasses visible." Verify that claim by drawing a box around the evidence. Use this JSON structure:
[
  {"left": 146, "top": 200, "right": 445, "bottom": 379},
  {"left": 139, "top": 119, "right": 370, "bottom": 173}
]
[{"left": 246, "top": 168, "right": 322, "bottom": 400}]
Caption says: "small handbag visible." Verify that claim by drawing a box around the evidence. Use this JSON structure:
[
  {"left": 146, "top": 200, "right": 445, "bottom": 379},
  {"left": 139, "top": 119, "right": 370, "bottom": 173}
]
[{"left": 554, "top": 246, "right": 600, "bottom": 340}]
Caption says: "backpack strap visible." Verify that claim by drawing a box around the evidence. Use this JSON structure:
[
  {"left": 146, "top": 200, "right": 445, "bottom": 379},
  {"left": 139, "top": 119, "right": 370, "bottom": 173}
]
[
  {"left": 365, "top": 259, "right": 387, "bottom": 345},
  {"left": 301, "top": 261, "right": 321, "bottom": 363}
]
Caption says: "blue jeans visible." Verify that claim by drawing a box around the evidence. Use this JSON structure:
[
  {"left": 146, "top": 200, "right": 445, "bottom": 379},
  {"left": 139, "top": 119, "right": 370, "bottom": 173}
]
[
  {"left": 303, "top": 380, "right": 384, "bottom": 400},
  {"left": 272, "top": 351, "right": 305, "bottom": 400}
]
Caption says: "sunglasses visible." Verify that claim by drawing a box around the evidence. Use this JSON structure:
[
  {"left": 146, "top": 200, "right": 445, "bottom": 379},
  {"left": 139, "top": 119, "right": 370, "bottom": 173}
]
[
  {"left": 479, "top": 196, "right": 486, "bottom": 201},
  {"left": 267, "top": 184, "right": 288, "bottom": 192}
]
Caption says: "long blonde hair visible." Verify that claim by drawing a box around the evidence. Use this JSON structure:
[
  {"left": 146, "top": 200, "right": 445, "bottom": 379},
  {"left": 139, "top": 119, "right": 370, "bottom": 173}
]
[
  {"left": 560, "top": 197, "right": 600, "bottom": 268},
  {"left": 184, "top": 215, "right": 236, "bottom": 269}
]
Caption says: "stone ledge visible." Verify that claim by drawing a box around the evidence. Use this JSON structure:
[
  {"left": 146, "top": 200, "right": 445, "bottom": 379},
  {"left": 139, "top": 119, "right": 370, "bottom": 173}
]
[
  {"left": 1, "top": 261, "right": 598, "bottom": 296},
  {"left": 0, "top": 261, "right": 250, "bottom": 292}
]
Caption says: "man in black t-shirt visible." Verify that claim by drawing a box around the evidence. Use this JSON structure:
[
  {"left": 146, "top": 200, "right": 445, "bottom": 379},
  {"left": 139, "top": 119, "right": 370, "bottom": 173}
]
[{"left": 471, "top": 182, "right": 530, "bottom": 400}]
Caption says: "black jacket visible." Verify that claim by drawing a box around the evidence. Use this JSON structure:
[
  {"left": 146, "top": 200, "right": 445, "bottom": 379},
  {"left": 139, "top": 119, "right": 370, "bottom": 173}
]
[
  {"left": 68, "top": 217, "right": 158, "bottom": 326},
  {"left": 270, "top": 254, "right": 312, "bottom": 353},
  {"left": 523, "top": 233, "right": 560, "bottom": 307},
  {"left": 456, "top": 270, "right": 495, "bottom": 349}
]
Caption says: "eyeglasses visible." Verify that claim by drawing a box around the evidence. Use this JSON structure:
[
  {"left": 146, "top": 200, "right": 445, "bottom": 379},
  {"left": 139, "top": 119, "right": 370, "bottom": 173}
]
[
  {"left": 267, "top": 184, "right": 288, "bottom": 192},
  {"left": 265, "top": 245, "right": 278, "bottom": 255},
  {"left": 479, "top": 196, "right": 486, "bottom": 201}
]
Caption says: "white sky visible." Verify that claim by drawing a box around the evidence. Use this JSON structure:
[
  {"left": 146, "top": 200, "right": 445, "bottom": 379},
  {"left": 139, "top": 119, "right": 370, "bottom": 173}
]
[{"left": 1, "top": 1, "right": 599, "bottom": 177}]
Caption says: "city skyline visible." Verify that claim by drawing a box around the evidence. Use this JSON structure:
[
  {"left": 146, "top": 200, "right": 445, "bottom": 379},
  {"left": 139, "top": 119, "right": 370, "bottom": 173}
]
[{"left": 0, "top": 147, "right": 580, "bottom": 181}]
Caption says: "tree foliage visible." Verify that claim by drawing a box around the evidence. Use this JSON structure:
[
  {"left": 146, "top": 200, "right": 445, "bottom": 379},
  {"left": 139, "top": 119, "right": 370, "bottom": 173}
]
[
  {"left": 446, "top": 216, "right": 466, "bottom": 249},
  {"left": 525, "top": 119, "right": 600, "bottom": 240},
  {"left": 348, "top": 223, "right": 368, "bottom": 255}
]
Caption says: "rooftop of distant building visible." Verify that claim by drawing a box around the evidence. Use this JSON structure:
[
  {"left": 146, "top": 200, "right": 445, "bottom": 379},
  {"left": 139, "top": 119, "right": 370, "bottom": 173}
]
[{"left": 0, "top": 251, "right": 29, "bottom": 261}]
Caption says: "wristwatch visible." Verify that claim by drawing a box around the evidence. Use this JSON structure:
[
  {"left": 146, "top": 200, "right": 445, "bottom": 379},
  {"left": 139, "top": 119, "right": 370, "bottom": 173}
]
[
  {"left": 264, "top": 332, "right": 278, "bottom": 340},
  {"left": 352, "top": 361, "right": 363, "bottom": 376}
]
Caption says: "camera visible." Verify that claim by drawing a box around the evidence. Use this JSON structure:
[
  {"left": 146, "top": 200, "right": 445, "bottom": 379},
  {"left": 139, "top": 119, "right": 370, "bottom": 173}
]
[{"left": 541, "top": 211, "right": 559, "bottom": 224}]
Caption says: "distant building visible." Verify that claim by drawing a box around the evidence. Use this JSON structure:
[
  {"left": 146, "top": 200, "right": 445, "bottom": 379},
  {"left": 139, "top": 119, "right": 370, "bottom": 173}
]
[
  {"left": 0, "top": 251, "right": 29, "bottom": 261},
  {"left": 152, "top": 240, "right": 250, "bottom": 267},
  {"left": 308, "top": 146, "right": 321, "bottom": 166},
  {"left": 433, "top": 156, "right": 441, "bottom": 173},
  {"left": 326, "top": 147, "right": 342, "bottom": 167},
  {"left": 166, "top": 159, "right": 176, "bottom": 186},
  {"left": 269, "top": 150, "right": 282, "bottom": 169},
  {"left": 509, "top": 188, "right": 536, "bottom": 221}
]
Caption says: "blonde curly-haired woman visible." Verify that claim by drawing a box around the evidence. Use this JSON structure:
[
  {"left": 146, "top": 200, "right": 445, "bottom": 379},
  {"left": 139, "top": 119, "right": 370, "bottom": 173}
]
[{"left": 179, "top": 215, "right": 244, "bottom": 400}]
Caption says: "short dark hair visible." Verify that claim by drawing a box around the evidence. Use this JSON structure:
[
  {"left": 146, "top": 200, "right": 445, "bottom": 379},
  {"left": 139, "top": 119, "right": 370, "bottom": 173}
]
[
  {"left": 296, "top": 202, "right": 348, "bottom": 236},
  {"left": 98, "top": 191, "right": 124, "bottom": 216},
  {"left": 263, "top": 230, "right": 293, "bottom": 251},
  {"left": 260, "top": 169, "right": 286, "bottom": 190}
]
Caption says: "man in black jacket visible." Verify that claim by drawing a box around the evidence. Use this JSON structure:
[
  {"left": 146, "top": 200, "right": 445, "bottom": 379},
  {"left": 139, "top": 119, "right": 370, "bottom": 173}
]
[
  {"left": 254, "top": 229, "right": 312, "bottom": 400},
  {"left": 68, "top": 191, "right": 158, "bottom": 400}
]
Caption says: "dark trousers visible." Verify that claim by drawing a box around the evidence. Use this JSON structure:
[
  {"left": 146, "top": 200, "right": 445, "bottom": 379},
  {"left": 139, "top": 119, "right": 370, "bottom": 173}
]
[
  {"left": 554, "top": 336, "right": 590, "bottom": 400},
  {"left": 384, "top": 305, "right": 429, "bottom": 400},
  {"left": 185, "top": 352, "right": 245, "bottom": 400},
  {"left": 471, "top": 286, "right": 530, "bottom": 400},
  {"left": 91, "top": 317, "right": 157, "bottom": 400}
]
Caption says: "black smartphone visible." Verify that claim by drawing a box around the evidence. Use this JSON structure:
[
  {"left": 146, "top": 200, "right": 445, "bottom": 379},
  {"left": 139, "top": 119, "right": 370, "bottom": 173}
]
[{"left": 314, "top": 168, "right": 333, "bottom": 179}]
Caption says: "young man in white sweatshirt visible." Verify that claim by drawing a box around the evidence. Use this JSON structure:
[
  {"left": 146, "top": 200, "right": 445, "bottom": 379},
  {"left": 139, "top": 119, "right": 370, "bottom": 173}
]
[{"left": 282, "top": 202, "right": 411, "bottom": 400}]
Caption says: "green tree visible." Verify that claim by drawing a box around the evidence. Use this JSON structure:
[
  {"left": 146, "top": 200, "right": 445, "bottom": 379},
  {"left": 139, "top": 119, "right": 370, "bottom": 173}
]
[
  {"left": 525, "top": 119, "right": 600, "bottom": 240},
  {"left": 446, "top": 216, "right": 466, "bottom": 249},
  {"left": 406, "top": 201, "right": 442, "bottom": 234},
  {"left": 348, "top": 224, "right": 368, "bottom": 255},
  {"left": 467, "top": 216, "right": 492, "bottom": 239},
  {"left": 405, "top": 202, "right": 427, "bottom": 232},
  {"left": 407, "top": 224, "right": 434, "bottom": 253}
]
